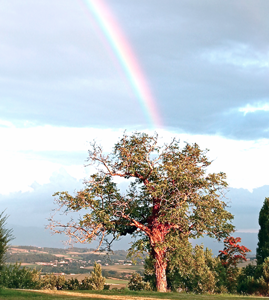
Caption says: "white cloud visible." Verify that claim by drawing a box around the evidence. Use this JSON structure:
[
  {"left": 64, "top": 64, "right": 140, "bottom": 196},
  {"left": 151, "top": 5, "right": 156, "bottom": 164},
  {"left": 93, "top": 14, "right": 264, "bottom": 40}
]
[
  {"left": 0, "top": 123, "right": 268, "bottom": 194},
  {"left": 239, "top": 102, "right": 269, "bottom": 115},
  {"left": 0, "top": 119, "right": 15, "bottom": 128},
  {"left": 236, "top": 229, "right": 259, "bottom": 234},
  {"left": 203, "top": 43, "right": 269, "bottom": 68}
]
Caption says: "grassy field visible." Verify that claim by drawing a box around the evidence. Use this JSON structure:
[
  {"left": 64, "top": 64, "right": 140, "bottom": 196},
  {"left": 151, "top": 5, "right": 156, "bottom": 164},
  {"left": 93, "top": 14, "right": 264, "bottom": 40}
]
[
  {"left": 64, "top": 275, "right": 128, "bottom": 289},
  {"left": 0, "top": 289, "right": 108, "bottom": 300},
  {"left": 105, "top": 279, "right": 129, "bottom": 285},
  {"left": 86, "top": 264, "right": 144, "bottom": 273},
  {"left": 0, "top": 289, "right": 265, "bottom": 300}
]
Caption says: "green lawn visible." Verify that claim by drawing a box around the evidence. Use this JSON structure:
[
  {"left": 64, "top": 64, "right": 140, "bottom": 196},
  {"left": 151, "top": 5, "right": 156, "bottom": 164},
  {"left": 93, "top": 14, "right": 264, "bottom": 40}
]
[
  {"left": 75, "top": 289, "right": 264, "bottom": 300},
  {"left": 105, "top": 278, "right": 129, "bottom": 284},
  {"left": 0, "top": 289, "right": 107, "bottom": 300},
  {"left": 0, "top": 289, "right": 264, "bottom": 300}
]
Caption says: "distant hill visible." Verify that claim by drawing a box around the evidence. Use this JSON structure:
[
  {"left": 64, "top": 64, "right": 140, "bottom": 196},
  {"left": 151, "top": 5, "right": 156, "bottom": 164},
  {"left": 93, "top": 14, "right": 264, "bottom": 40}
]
[{"left": 6, "top": 245, "right": 145, "bottom": 278}]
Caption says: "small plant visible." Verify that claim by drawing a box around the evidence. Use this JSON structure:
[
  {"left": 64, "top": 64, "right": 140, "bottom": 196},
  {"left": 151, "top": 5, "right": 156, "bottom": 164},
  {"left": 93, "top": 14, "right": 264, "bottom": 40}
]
[
  {"left": 40, "top": 274, "right": 57, "bottom": 290},
  {"left": 56, "top": 275, "right": 66, "bottom": 290},
  {"left": 89, "top": 262, "right": 106, "bottom": 290},
  {"left": 81, "top": 262, "right": 105, "bottom": 290},
  {"left": 81, "top": 276, "right": 96, "bottom": 290},
  {"left": 128, "top": 272, "right": 150, "bottom": 291},
  {"left": 65, "top": 278, "right": 80, "bottom": 290}
]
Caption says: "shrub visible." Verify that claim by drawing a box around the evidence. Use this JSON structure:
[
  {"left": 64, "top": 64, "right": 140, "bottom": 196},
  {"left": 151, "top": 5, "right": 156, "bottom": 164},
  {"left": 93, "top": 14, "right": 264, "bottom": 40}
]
[
  {"left": 0, "top": 263, "right": 40, "bottom": 289},
  {"left": 39, "top": 274, "right": 68, "bottom": 290},
  {"left": 128, "top": 272, "right": 151, "bottom": 291},
  {"left": 65, "top": 278, "right": 80, "bottom": 290},
  {"left": 56, "top": 275, "right": 66, "bottom": 290},
  {"left": 165, "top": 245, "right": 218, "bottom": 293},
  {"left": 185, "top": 246, "right": 217, "bottom": 294},
  {"left": 40, "top": 274, "right": 57, "bottom": 290},
  {"left": 0, "top": 212, "right": 13, "bottom": 272},
  {"left": 89, "top": 262, "right": 105, "bottom": 290},
  {"left": 237, "top": 258, "right": 269, "bottom": 295},
  {"left": 237, "top": 275, "right": 262, "bottom": 295},
  {"left": 80, "top": 262, "right": 105, "bottom": 290},
  {"left": 80, "top": 276, "right": 96, "bottom": 290}
]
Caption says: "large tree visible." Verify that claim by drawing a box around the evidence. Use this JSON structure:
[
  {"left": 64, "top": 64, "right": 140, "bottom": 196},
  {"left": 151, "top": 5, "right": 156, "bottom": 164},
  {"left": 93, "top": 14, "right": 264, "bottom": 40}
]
[
  {"left": 50, "top": 132, "right": 234, "bottom": 292},
  {"left": 257, "top": 198, "right": 269, "bottom": 265}
]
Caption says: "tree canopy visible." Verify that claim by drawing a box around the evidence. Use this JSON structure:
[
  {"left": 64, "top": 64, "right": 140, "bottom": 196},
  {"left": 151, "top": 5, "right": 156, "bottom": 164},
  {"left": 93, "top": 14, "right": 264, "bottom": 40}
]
[
  {"left": 50, "top": 132, "right": 234, "bottom": 292},
  {"left": 257, "top": 198, "right": 269, "bottom": 265}
]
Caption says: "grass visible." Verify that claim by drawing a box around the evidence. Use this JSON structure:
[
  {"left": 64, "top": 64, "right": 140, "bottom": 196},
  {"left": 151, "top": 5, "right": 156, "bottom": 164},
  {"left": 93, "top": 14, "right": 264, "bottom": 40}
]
[
  {"left": 86, "top": 264, "right": 143, "bottom": 273},
  {"left": 0, "top": 289, "right": 108, "bottom": 300},
  {"left": 71, "top": 289, "right": 265, "bottom": 299},
  {"left": 0, "top": 288, "right": 265, "bottom": 300},
  {"left": 105, "top": 278, "right": 129, "bottom": 285}
]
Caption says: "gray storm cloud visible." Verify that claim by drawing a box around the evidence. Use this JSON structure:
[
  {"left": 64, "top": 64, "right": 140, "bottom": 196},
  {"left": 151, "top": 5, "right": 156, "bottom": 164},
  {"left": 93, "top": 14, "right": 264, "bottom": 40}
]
[{"left": 0, "top": 0, "right": 268, "bottom": 137}]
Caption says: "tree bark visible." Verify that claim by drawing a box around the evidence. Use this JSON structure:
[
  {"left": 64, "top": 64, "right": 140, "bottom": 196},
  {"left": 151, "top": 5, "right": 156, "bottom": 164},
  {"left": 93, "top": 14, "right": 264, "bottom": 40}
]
[
  {"left": 153, "top": 248, "right": 167, "bottom": 292},
  {"left": 148, "top": 201, "right": 169, "bottom": 292}
]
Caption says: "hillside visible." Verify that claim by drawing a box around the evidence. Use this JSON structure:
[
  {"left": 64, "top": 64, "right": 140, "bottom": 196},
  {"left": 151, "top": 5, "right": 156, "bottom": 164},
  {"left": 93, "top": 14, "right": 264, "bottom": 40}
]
[{"left": 6, "top": 246, "right": 144, "bottom": 279}]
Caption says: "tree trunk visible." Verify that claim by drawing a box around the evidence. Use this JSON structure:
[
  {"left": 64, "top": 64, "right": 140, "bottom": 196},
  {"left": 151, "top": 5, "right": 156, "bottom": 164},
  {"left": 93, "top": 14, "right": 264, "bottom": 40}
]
[
  {"left": 154, "top": 249, "right": 167, "bottom": 292},
  {"left": 148, "top": 202, "right": 169, "bottom": 292}
]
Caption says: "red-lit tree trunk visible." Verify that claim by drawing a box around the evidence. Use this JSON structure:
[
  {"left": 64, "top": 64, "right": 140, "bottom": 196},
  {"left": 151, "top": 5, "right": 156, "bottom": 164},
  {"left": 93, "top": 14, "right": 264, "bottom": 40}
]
[
  {"left": 148, "top": 214, "right": 169, "bottom": 293},
  {"left": 153, "top": 247, "right": 167, "bottom": 292},
  {"left": 132, "top": 217, "right": 169, "bottom": 292}
]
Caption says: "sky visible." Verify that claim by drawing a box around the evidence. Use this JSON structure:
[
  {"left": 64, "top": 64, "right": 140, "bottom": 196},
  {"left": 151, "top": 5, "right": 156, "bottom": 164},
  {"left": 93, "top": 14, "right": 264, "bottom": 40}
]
[{"left": 1, "top": 0, "right": 269, "bottom": 254}]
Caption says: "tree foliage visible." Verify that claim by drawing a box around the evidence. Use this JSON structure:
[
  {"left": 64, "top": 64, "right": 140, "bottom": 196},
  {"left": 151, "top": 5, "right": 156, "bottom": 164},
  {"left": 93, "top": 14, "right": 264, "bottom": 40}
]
[
  {"left": 218, "top": 236, "right": 250, "bottom": 293},
  {"left": 0, "top": 211, "right": 13, "bottom": 271},
  {"left": 219, "top": 236, "right": 251, "bottom": 268},
  {"left": 0, "top": 263, "right": 40, "bottom": 289},
  {"left": 128, "top": 272, "right": 151, "bottom": 291},
  {"left": 81, "top": 262, "right": 106, "bottom": 290},
  {"left": 257, "top": 198, "right": 269, "bottom": 265},
  {"left": 49, "top": 132, "right": 234, "bottom": 292},
  {"left": 237, "top": 258, "right": 269, "bottom": 296}
]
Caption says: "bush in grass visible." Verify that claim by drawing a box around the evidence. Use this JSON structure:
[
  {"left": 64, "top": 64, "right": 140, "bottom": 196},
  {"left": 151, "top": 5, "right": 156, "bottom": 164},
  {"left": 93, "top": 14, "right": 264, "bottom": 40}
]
[
  {"left": 237, "top": 275, "right": 262, "bottom": 295},
  {"left": 55, "top": 275, "right": 66, "bottom": 290},
  {"left": 80, "top": 262, "right": 105, "bottom": 290},
  {"left": 40, "top": 274, "right": 57, "bottom": 290},
  {"left": 0, "top": 263, "right": 40, "bottom": 289},
  {"left": 257, "top": 257, "right": 269, "bottom": 296},
  {"left": 128, "top": 272, "right": 151, "bottom": 291},
  {"left": 237, "top": 258, "right": 269, "bottom": 296},
  {"left": 65, "top": 278, "right": 80, "bottom": 290},
  {"left": 89, "top": 262, "right": 105, "bottom": 290},
  {"left": 179, "top": 245, "right": 217, "bottom": 294},
  {"left": 80, "top": 276, "right": 96, "bottom": 290},
  {"left": 39, "top": 274, "right": 67, "bottom": 290}
]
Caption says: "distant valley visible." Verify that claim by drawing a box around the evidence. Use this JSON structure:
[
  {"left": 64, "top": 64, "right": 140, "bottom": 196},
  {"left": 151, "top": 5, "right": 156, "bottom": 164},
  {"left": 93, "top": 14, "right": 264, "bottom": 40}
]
[{"left": 6, "top": 245, "right": 144, "bottom": 279}]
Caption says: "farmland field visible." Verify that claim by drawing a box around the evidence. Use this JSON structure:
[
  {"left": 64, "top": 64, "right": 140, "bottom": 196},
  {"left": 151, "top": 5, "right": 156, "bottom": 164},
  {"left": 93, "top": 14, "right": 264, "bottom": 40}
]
[
  {"left": 85, "top": 264, "right": 144, "bottom": 273},
  {"left": 105, "top": 279, "right": 129, "bottom": 285},
  {"left": 64, "top": 274, "right": 128, "bottom": 289}
]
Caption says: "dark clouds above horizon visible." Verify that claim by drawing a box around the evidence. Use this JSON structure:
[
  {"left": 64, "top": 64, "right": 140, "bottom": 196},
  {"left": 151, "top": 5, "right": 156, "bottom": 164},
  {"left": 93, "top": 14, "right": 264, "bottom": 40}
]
[{"left": 1, "top": 0, "right": 269, "bottom": 138}]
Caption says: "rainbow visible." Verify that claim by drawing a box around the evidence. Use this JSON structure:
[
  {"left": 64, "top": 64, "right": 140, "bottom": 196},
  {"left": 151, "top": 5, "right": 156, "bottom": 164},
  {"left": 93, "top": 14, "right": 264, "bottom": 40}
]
[{"left": 81, "top": 0, "right": 162, "bottom": 128}]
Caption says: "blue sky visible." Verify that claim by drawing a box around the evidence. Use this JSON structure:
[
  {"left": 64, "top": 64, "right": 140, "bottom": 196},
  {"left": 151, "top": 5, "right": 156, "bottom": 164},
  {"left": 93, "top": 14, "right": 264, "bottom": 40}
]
[{"left": 1, "top": 0, "right": 269, "bottom": 253}]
